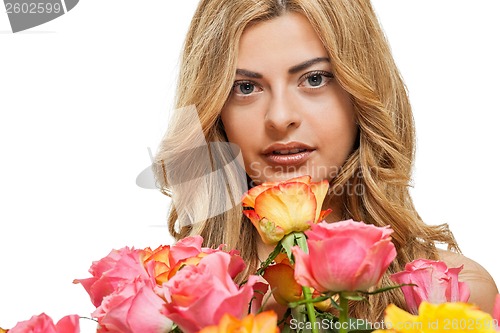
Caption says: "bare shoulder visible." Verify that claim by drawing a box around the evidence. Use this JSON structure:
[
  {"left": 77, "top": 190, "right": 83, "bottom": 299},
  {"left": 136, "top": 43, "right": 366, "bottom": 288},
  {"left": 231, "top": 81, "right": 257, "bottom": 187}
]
[{"left": 437, "top": 248, "right": 499, "bottom": 314}]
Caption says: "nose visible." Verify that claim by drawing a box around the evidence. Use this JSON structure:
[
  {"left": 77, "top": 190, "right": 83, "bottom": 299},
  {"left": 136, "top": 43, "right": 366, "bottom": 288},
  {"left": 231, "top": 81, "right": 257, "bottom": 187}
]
[{"left": 264, "top": 89, "right": 301, "bottom": 133}]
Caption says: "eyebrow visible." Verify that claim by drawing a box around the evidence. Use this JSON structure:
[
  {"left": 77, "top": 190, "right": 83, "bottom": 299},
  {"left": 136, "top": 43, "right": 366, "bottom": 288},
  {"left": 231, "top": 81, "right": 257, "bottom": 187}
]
[
  {"left": 235, "top": 69, "right": 263, "bottom": 79},
  {"left": 288, "top": 57, "right": 330, "bottom": 74},
  {"left": 235, "top": 57, "right": 331, "bottom": 79}
]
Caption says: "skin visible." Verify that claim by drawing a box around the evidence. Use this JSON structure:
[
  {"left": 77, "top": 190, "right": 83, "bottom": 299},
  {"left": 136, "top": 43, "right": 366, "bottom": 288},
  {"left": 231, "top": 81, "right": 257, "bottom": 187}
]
[
  {"left": 221, "top": 12, "right": 498, "bottom": 316},
  {"left": 221, "top": 13, "right": 358, "bottom": 187},
  {"left": 437, "top": 249, "right": 498, "bottom": 314}
]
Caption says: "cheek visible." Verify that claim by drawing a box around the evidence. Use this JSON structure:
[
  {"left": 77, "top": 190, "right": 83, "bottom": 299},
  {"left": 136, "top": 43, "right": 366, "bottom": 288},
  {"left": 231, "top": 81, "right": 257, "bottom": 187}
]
[
  {"left": 221, "top": 108, "right": 257, "bottom": 154},
  {"left": 220, "top": 108, "right": 237, "bottom": 141},
  {"left": 322, "top": 116, "right": 358, "bottom": 156},
  {"left": 313, "top": 92, "right": 357, "bottom": 156}
]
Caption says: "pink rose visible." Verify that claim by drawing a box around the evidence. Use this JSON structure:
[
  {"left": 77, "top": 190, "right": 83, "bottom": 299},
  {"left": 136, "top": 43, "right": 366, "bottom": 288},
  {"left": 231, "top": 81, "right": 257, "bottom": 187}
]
[
  {"left": 494, "top": 294, "right": 500, "bottom": 324},
  {"left": 292, "top": 220, "right": 396, "bottom": 292},
  {"left": 74, "top": 247, "right": 151, "bottom": 307},
  {"left": 93, "top": 278, "right": 172, "bottom": 333},
  {"left": 161, "top": 252, "right": 260, "bottom": 333},
  {"left": 390, "top": 259, "right": 470, "bottom": 314},
  {"left": 9, "top": 313, "right": 79, "bottom": 333},
  {"left": 250, "top": 282, "right": 270, "bottom": 314},
  {"left": 167, "top": 235, "right": 205, "bottom": 263}
]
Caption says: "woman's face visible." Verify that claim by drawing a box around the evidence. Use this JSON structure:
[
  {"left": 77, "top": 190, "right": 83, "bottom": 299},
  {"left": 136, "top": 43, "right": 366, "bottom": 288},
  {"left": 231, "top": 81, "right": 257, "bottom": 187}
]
[{"left": 221, "top": 13, "right": 358, "bottom": 185}]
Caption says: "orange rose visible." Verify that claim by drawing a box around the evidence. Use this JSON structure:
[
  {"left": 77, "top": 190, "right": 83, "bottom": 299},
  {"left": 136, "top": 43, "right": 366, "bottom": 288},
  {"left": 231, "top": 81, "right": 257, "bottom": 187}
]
[
  {"left": 142, "top": 245, "right": 172, "bottom": 284},
  {"left": 263, "top": 253, "right": 331, "bottom": 311},
  {"left": 143, "top": 245, "right": 209, "bottom": 284},
  {"left": 142, "top": 236, "right": 244, "bottom": 285},
  {"left": 199, "top": 311, "right": 279, "bottom": 333},
  {"left": 242, "top": 176, "right": 331, "bottom": 245}
]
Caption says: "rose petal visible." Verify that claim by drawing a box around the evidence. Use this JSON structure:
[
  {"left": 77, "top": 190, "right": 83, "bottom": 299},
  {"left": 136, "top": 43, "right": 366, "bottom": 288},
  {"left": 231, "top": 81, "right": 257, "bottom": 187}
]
[
  {"left": 309, "top": 179, "right": 329, "bottom": 222},
  {"left": 255, "top": 182, "right": 316, "bottom": 234},
  {"left": 263, "top": 262, "right": 302, "bottom": 305}
]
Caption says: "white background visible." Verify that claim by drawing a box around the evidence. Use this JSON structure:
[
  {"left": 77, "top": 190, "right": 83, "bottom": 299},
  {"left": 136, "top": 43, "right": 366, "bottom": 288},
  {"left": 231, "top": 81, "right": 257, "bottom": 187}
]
[{"left": 0, "top": 1, "right": 499, "bottom": 331}]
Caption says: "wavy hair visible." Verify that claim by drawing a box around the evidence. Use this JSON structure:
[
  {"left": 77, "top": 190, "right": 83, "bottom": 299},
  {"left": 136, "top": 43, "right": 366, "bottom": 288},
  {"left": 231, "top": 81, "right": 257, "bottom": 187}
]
[{"left": 153, "top": 0, "right": 459, "bottom": 322}]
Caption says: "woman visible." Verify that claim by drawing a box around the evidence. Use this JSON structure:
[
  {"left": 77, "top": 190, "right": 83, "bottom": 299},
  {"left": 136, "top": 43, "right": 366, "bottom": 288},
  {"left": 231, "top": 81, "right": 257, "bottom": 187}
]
[{"left": 154, "top": 0, "right": 498, "bottom": 320}]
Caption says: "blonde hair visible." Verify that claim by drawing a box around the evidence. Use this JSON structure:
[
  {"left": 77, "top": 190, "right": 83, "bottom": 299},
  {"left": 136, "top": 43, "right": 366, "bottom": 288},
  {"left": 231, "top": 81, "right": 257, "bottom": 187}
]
[{"left": 154, "top": 0, "right": 459, "bottom": 322}]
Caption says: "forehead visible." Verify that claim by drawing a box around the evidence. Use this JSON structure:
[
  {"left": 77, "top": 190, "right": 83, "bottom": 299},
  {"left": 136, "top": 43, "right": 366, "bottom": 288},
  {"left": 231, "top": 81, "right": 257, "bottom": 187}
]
[{"left": 237, "top": 12, "right": 329, "bottom": 70}]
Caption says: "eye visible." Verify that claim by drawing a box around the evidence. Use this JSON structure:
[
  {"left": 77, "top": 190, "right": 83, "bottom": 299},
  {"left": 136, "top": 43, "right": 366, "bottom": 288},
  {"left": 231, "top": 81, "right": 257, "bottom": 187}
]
[
  {"left": 232, "top": 81, "right": 263, "bottom": 96},
  {"left": 307, "top": 74, "right": 323, "bottom": 87},
  {"left": 239, "top": 82, "right": 255, "bottom": 94},
  {"left": 299, "top": 71, "right": 334, "bottom": 89}
]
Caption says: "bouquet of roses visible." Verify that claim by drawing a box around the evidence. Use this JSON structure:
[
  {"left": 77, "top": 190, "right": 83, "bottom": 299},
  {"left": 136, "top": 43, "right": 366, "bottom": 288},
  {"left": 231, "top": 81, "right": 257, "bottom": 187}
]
[{"left": 2, "top": 176, "right": 499, "bottom": 333}]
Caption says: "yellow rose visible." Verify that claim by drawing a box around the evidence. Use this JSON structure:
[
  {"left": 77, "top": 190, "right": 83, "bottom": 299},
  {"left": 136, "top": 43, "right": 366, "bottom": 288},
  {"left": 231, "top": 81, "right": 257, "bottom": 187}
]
[{"left": 374, "top": 302, "right": 497, "bottom": 333}]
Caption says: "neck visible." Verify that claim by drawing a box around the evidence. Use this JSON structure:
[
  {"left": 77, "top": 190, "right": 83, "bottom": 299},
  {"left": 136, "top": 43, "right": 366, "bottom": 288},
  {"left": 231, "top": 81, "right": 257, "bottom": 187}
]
[
  {"left": 323, "top": 194, "right": 344, "bottom": 222},
  {"left": 257, "top": 237, "right": 276, "bottom": 262}
]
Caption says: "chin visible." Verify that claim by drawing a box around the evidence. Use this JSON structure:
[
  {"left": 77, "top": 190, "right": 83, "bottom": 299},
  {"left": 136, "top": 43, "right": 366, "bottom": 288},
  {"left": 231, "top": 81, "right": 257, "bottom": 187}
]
[{"left": 250, "top": 173, "right": 331, "bottom": 185}]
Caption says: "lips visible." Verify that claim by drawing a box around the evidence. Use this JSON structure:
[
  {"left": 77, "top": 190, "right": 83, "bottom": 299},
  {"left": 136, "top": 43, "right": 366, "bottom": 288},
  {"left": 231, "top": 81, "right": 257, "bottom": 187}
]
[
  {"left": 262, "top": 142, "right": 314, "bottom": 166},
  {"left": 272, "top": 148, "right": 308, "bottom": 155}
]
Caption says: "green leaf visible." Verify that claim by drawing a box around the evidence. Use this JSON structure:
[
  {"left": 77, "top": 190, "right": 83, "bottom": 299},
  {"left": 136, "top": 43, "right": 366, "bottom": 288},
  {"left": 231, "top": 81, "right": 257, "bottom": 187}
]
[
  {"left": 281, "top": 233, "right": 296, "bottom": 261},
  {"left": 291, "top": 305, "right": 308, "bottom": 323},
  {"left": 343, "top": 294, "right": 365, "bottom": 301},
  {"left": 316, "top": 311, "right": 339, "bottom": 323},
  {"left": 293, "top": 232, "right": 308, "bottom": 252},
  {"left": 169, "top": 324, "right": 183, "bottom": 333},
  {"left": 281, "top": 323, "right": 292, "bottom": 333}
]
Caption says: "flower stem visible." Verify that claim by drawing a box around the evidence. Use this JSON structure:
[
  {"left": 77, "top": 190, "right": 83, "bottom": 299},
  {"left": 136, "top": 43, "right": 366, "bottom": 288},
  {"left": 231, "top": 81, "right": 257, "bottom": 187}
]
[
  {"left": 338, "top": 293, "right": 349, "bottom": 333},
  {"left": 288, "top": 294, "right": 332, "bottom": 307},
  {"left": 301, "top": 287, "right": 318, "bottom": 333},
  {"left": 295, "top": 233, "right": 319, "bottom": 333},
  {"left": 256, "top": 242, "right": 283, "bottom": 276}
]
